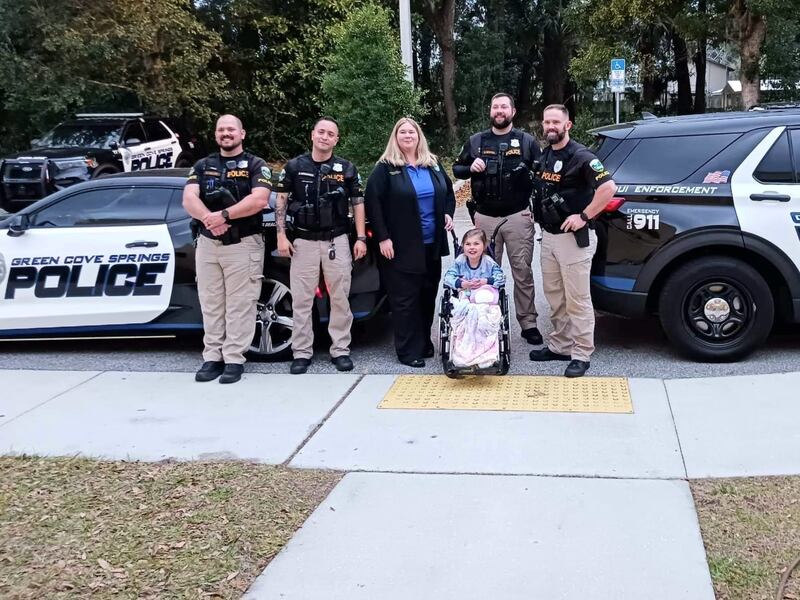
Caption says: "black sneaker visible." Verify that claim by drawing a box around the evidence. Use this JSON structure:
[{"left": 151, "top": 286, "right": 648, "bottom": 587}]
[
  {"left": 331, "top": 355, "right": 354, "bottom": 372},
  {"left": 529, "top": 348, "right": 571, "bottom": 362},
  {"left": 521, "top": 327, "right": 543, "bottom": 345},
  {"left": 564, "top": 360, "right": 590, "bottom": 378},
  {"left": 195, "top": 360, "right": 224, "bottom": 382},
  {"left": 219, "top": 363, "right": 244, "bottom": 384},
  {"left": 290, "top": 358, "right": 312, "bottom": 375}
]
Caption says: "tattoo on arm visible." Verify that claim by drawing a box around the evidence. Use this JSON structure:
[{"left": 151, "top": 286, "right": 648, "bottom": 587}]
[{"left": 276, "top": 193, "right": 288, "bottom": 233}]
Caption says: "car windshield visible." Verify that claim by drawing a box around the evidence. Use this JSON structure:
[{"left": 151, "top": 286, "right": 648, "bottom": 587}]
[{"left": 35, "top": 123, "right": 121, "bottom": 149}]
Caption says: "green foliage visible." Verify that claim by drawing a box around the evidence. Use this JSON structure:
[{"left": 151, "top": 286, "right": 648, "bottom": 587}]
[
  {"left": 195, "top": 0, "right": 359, "bottom": 159},
  {"left": 321, "top": 3, "right": 425, "bottom": 176},
  {"left": 0, "top": 0, "right": 225, "bottom": 155}
]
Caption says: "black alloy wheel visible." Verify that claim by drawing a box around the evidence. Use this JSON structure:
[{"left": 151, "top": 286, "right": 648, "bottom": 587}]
[{"left": 658, "top": 256, "right": 774, "bottom": 362}]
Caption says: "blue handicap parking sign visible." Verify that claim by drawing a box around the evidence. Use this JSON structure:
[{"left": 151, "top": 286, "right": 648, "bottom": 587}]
[{"left": 611, "top": 58, "right": 626, "bottom": 72}]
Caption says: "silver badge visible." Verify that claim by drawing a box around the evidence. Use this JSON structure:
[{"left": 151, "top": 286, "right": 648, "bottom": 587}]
[
  {"left": 238, "top": 160, "right": 248, "bottom": 169},
  {"left": 510, "top": 139, "right": 520, "bottom": 148},
  {"left": 332, "top": 163, "right": 343, "bottom": 172},
  {"left": 554, "top": 160, "right": 563, "bottom": 173}
]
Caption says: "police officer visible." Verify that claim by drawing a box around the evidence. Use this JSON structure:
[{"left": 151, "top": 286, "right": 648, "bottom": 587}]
[
  {"left": 529, "top": 104, "right": 616, "bottom": 377},
  {"left": 453, "top": 92, "right": 543, "bottom": 346},
  {"left": 274, "top": 117, "right": 366, "bottom": 375},
  {"left": 183, "top": 114, "right": 271, "bottom": 384}
]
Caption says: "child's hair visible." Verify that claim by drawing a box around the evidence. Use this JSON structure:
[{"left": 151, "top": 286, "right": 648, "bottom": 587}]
[{"left": 462, "top": 228, "right": 488, "bottom": 249}]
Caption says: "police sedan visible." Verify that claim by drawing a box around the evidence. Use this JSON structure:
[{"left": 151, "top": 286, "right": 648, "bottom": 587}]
[{"left": 0, "top": 170, "right": 386, "bottom": 360}]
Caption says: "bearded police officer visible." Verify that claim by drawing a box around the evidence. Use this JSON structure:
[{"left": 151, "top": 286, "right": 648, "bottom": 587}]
[
  {"left": 453, "top": 92, "right": 543, "bottom": 346},
  {"left": 183, "top": 114, "right": 271, "bottom": 384},
  {"left": 529, "top": 104, "right": 616, "bottom": 377},
  {"left": 275, "top": 117, "right": 366, "bottom": 375}
]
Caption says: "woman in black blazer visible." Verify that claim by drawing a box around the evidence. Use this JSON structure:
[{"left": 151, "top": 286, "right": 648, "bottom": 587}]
[{"left": 365, "top": 117, "right": 456, "bottom": 367}]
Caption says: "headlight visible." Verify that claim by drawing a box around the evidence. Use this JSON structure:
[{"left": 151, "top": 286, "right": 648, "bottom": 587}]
[{"left": 53, "top": 157, "right": 93, "bottom": 171}]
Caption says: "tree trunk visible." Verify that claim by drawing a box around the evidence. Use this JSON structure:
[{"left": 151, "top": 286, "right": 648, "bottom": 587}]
[
  {"left": 672, "top": 31, "right": 692, "bottom": 114},
  {"left": 423, "top": 0, "right": 458, "bottom": 142},
  {"left": 693, "top": 0, "right": 707, "bottom": 113},
  {"left": 541, "top": 1, "right": 572, "bottom": 109},
  {"left": 732, "top": 0, "right": 766, "bottom": 109},
  {"left": 637, "top": 27, "right": 660, "bottom": 108}
]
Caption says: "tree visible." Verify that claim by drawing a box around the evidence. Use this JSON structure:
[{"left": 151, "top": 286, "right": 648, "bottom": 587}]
[
  {"left": 321, "top": 3, "right": 425, "bottom": 175},
  {"left": 0, "top": 0, "right": 226, "bottom": 155},
  {"left": 421, "top": 0, "right": 458, "bottom": 143},
  {"left": 730, "top": 0, "right": 766, "bottom": 109}
]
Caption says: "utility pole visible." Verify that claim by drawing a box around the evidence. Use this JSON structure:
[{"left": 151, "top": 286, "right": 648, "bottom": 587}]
[{"left": 399, "top": 0, "right": 414, "bottom": 84}]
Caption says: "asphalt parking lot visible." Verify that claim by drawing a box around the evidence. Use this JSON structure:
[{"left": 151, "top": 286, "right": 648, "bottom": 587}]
[{"left": 2, "top": 305, "right": 799, "bottom": 380}]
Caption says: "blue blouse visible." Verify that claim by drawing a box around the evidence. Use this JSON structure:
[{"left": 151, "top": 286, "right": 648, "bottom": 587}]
[{"left": 405, "top": 165, "right": 436, "bottom": 244}]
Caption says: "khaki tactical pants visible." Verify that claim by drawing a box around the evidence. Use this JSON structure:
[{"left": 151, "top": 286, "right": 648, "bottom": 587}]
[
  {"left": 196, "top": 233, "right": 265, "bottom": 364},
  {"left": 475, "top": 208, "right": 538, "bottom": 329},
  {"left": 289, "top": 234, "right": 353, "bottom": 360},
  {"left": 540, "top": 229, "right": 597, "bottom": 362}
]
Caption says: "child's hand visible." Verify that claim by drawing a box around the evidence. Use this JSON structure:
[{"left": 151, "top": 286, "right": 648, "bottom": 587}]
[
  {"left": 461, "top": 279, "right": 478, "bottom": 290},
  {"left": 475, "top": 278, "right": 488, "bottom": 286}
]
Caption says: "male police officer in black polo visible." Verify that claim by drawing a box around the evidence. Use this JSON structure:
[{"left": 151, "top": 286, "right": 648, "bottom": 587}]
[
  {"left": 274, "top": 117, "right": 366, "bottom": 375},
  {"left": 453, "top": 92, "right": 543, "bottom": 345},
  {"left": 529, "top": 104, "right": 616, "bottom": 377},
  {"left": 183, "top": 114, "right": 270, "bottom": 384}
]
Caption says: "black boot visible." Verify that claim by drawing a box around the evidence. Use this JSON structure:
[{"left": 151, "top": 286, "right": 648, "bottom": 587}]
[
  {"left": 219, "top": 363, "right": 244, "bottom": 384},
  {"left": 195, "top": 361, "right": 224, "bottom": 382}
]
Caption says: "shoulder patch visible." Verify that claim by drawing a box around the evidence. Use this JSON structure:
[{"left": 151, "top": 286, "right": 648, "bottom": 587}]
[
  {"left": 589, "top": 159, "right": 605, "bottom": 172},
  {"left": 261, "top": 166, "right": 271, "bottom": 180},
  {"left": 278, "top": 169, "right": 286, "bottom": 182}
]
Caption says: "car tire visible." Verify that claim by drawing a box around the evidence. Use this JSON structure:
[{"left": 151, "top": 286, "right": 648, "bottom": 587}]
[
  {"left": 658, "top": 256, "right": 774, "bottom": 362},
  {"left": 248, "top": 270, "right": 294, "bottom": 361},
  {"left": 92, "top": 164, "right": 119, "bottom": 178},
  {"left": 174, "top": 154, "right": 192, "bottom": 168}
]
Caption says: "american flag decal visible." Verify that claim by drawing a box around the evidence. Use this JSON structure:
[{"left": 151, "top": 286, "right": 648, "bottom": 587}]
[{"left": 703, "top": 170, "right": 731, "bottom": 184}]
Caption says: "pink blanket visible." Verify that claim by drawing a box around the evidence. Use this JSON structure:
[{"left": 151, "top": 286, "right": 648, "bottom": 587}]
[{"left": 448, "top": 297, "right": 502, "bottom": 368}]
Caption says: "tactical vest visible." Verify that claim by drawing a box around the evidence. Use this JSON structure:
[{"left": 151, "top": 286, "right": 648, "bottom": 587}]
[
  {"left": 197, "top": 152, "right": 262, "bottom": 237},
  {"left": 287, "top": 157, "right": 350, "bottom": 239},
  {"left": 470, "top": 128, "right": 533, "bottom": 217}
]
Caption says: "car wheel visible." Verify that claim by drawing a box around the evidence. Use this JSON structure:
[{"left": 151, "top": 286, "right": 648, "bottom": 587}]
[
  {"left": 92, "top": 164, "right": 119, "bottom": 178},
  {"left": 248, "top": 272, "right": 293, "bottom": 361},
  {"left": 658, "top": 256, "right": 774, "bottom": 362},
  {"left": 174, "top": 154, "right": 192, "bottom": 168}
]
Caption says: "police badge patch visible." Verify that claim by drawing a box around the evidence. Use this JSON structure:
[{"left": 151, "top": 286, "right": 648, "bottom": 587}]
[
  {"left": 510, "top": 139, "right": 520, "bottom": 148},
  {"left": 554, "top": 160, "right": 563, "bottom": 173},
  {"left": 261, "top": 166, "right": 272, "bottom": 180},
  {"left": 238, "top": 160, "right": 248, "bottom": 169},
  {"left": 590, "top": 159, "right": 605, "bottom": 172},
  {"left": 332, "top": 163, "right": 343, "bottom": 172},
  {"left": 278, "top": 169, "right": 286, "bottom": 182}
]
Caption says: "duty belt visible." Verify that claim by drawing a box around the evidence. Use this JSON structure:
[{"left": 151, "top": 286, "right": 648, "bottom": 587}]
[{"left": 293, "top": 224, "right": 349, "bottom": 241}]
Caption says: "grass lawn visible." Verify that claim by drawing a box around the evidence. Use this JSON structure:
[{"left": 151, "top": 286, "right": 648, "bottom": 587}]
[
  {"left": 692, "top": 477, "right": 800, "bottom": 600},
  {"left": 0, "top": 456, "right": 341, "bottom": 599}
]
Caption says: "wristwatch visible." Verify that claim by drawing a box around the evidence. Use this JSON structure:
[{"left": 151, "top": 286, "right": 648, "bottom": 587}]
[
  {"left": 221, "top": 209, "right": 231, "bottom": 224},
  {"left": 357, "top": 236, "right": 367, "bottom": 242},
  {"left": 579, "top": 211, "right": 590, "bottom": 222}
]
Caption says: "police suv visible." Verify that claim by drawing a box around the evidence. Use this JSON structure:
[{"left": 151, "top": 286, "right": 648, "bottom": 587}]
[
  {"left": 590, "top": 108, "right": 800, "bottom": 361},
  {"left": 0, "top": 171, "right": 385, "bottom": 359},
  {"left": 0, "top": 114, "right": 196, "bottom": 211}
]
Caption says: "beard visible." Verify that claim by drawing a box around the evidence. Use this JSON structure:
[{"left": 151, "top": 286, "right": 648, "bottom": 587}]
[
  {"left": 491, "top": 114, "right": 512, "bottom": 129},
  {"left": 218, "top": 137, "right": 240, "bottom": 151},
  {"left": 546, "top": 129, "right": 566, "bottom": 144}
]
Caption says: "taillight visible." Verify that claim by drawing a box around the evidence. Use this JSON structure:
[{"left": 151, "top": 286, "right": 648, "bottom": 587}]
[{"left": 604, "top": 196, "right": 626, "bottom": 212}]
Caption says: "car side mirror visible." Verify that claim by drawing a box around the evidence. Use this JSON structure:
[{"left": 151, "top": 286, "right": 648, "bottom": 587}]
[
  {"left": 123, "top": 138, "right": 141, "bottom": 147},
  {"left": 7, "top": 213, "right": 30, "bottom": 237},
  {"left": 110, "top": 141, "right": 119, "bottom": 150}
]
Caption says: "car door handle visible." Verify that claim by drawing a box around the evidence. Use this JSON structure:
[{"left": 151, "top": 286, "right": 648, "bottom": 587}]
[
  {"left": 125, "top": 241, "right": 159, "bottom": 248},
  {"left": 750, "top": 193, "right": 791, "bottom": 202}
]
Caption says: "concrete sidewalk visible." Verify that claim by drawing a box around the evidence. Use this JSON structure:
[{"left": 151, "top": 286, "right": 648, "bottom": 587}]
[{"left": 3, "top": 368, "right": 799, "bottom": 599}]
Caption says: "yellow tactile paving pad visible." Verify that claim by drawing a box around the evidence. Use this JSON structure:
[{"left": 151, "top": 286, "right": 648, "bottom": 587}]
[{"left": 379, "top": 375, "right": 632, "bottom": 413}]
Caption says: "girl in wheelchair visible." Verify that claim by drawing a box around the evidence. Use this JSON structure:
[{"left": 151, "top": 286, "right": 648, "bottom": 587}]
[{"left": 440, "top": 228, "right": 511, "bottom": 376}]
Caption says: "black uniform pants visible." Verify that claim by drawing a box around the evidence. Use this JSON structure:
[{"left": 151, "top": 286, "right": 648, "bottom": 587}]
[{"left": 380, "top": 244, "right": 442, "bottom": 362}]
